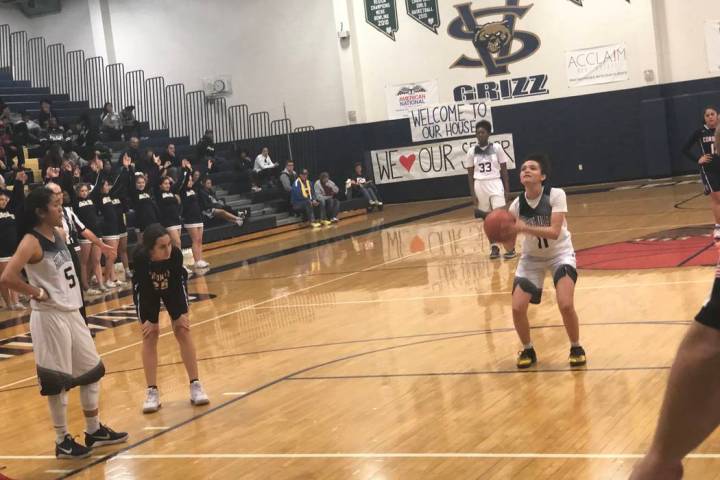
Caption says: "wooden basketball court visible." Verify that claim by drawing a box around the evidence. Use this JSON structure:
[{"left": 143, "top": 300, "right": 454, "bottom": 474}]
[{"left": 2, "top": 182, "right": 720, "bottom": 479}]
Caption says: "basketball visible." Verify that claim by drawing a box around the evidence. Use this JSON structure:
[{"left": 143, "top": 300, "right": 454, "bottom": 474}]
[{"left": 483, "top": 210, "right": 516, "bottom": 243}]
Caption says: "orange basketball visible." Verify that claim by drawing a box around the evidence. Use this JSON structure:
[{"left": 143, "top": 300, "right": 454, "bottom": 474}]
[{"left": 483, "top": 210, "right": 516, "bottom": 243}]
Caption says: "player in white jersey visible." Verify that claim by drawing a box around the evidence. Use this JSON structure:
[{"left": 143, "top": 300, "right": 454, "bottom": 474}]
[
  {"left": 506, "top": 154, "right": 586, "bottom": 369},
  {"left": 466, "top": 120, "right": 516, "bottom": 260},
  {"left": 0, "top": 187, "right": 127, "bottom": 459}
]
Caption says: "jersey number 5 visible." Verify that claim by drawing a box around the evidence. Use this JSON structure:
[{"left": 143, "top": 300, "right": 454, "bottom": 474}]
[
  {"left": 64, "top": 266, "right": 76, "bottom": 289},
  {"left": 476, "top": 162, "right": 492, "bottom": 173}
]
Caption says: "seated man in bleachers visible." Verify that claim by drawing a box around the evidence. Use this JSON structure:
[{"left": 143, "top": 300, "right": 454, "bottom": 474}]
[
  {"left": 346, "top": 161, "right": 383, "bottom": 209},
  {"left": 37, "top": 99, "right": 55, "bottom": 129},
  {"left": 252, "top": 146, "right": 279, "bottom": 192},
  {"left": 161, "top": 143, "right": 180, "bottom": 181},
  {"left": 121, "top": 105, "right": 142, "bottom": 139},
  {"left": 291, "top": 169, "right": 328, "bottom": 228},
  {"left": 122, "top": 136, "right": 143, "bottom": 165},
  {"left": 314, "top": 172, "right": 340, "bottom": 223},
  {"left": 100, "top": 102, "right": 122, "bottom": 140}
]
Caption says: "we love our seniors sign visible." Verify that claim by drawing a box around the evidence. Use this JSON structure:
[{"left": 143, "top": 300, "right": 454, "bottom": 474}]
[{"left": 371, "top": 135, "right": 515, "bottom": 185}]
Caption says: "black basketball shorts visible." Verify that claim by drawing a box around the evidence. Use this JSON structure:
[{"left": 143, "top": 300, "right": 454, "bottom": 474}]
[
  {"left": 700, "top": 166, "right": 720, "bottom": 195},
  {"left": 134, "top": 281, "right": 189, "bottom": 324}
]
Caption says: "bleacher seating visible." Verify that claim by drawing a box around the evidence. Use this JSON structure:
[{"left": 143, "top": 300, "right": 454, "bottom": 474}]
[{"left": 0, "top": 70, "right": 370, "bottom": 247}]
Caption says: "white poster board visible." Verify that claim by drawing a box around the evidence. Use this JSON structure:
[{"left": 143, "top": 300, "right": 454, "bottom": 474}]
[
  {"left": 385, "top": 80, "right": 439, "bottom": 120},
  {"left": 566, "top": 43, "right": 629, "bottom": 87},
  {"left": 408, "top": 101, "right": 493, "bottom": 143}
]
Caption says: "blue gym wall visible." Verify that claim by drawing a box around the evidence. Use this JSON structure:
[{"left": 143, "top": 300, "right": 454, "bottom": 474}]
[{"left": 260, "top": 76, "right": 719, "bottom": 204}]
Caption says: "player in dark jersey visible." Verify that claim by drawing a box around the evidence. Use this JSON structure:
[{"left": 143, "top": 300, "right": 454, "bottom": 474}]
[
  {"left": 0, "top": 171, "right": 26, "bottom": 310},
  {"left": 178, "top": 160, "right": 208, "bottom": 270},
  {"left": 132, "top": 223, "right": 209, "bottom": 413},
  {"left": 0, "top": 187, "right": 127, "bottom": 459},
  {"left": 682, "top": 106, "right": 720, "bottom": 241}
]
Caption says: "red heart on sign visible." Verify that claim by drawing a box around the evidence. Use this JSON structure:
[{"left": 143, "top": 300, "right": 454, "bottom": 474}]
[
  {"left": 399, "top": 154, "right": 416, "bottom": 172},
  {"left": 409, "top": 235, "right": 426, "bottom": 253}
]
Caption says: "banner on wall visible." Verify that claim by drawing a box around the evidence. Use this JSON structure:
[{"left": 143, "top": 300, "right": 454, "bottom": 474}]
[
  {"left": 566, "top": 43, "right": 629, "bottom": 87},
  {"left": 408, "top": 101, "right": 492, "bottom": 143},
  {"left": 371, "top": 134, "right": 515, "bottom": 185},
  {"left": 385, "top": 80, "right": 439, "bottom": 120},
  {"left": 705, "top": 21, "right": 720, "bottom": 72},
  {"left": 365, "top": 0, "right": 399, "bottom": 41},
  {"left": 405, "top": 0, "right": 440, "bottom": 34}
]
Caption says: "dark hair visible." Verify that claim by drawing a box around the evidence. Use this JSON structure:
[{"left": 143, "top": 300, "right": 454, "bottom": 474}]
[
  {"left": 141, "top": 223, "right": 169, "bottom": 253},
  {"left": 476, "top": 120, "right": 492, "bottom": 133},
  {"left": 102, "top": 102, "right": 112, "bottom": 112},
  {"left": 320, "top": 172, "right": 329, "bottom": 180},
  {"left": 20, "top": 186, "right": 54, "bottom": 235},
  {"left": 704, "top": 106, "right": 719, "bottom": 121},
  {"left": 74, "top": 182, "right": 90, "bottom": 194},
  {"left": 523, "top": 153, "right": 551, "bottom": 178}
]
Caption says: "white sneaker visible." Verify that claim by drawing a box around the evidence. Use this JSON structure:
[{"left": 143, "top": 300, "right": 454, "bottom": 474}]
[
  {"left": 142, "top": 387, "right": 161, "bottom": 414},
  {"left": 10, "top": 303, "right": 26, "bottom": 310},
  {"left": 194, "top": 260, "right": 209, "bottom": 269},
  {"left": 86, "top": 287, "right": 103, "bottom": 296},
  {"left": 105, "top": 280, "right": 117, "bottom": 289},
  {"left": 125, "top": 270, "right": 133, "bottom": 280},
  {"left": 331, "top": 217, "right": 339, "bottom": 223},
  {"left": 235, "top": 217, "right": 245, "bottom": 227},
  {"left": 190, "top": 381, "right": 210, "bottom": 406}
]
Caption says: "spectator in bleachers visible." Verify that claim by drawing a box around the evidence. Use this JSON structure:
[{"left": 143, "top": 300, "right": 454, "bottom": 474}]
[
  {"left": 252, "top": 147, "right": 279, "bottom": 192},
  {"left": 37, "top": 99, "right": 55, "bottom": 128},
  {"left": 314, "top": 172, "right": 340, "bottom": 223},
  {"left": 233, "top": 149, "right": 252, "bottom": 172},
  {"left": 279, "top": 160, "right": 297, "bottom": 211},
  {"left": 100, "top": 102, "right": 123, "bottom": 140},
  {"left": 346, "top": 162, "right": 383, "bottom": 209},
  {"left": 122, "top": 136, "right": 143, "bottom": 165},
  {"left": 291, "top": 169, "right": 328, "bottom": 228},
  {"left": 121, "top": 105, "right": 141, "bottom": 139},
  {"left": 196, "top": 129, "right": 216, "bottom": 162},
  {"left": 161, "top": 143, "right": 180, "bottom": 180},
  {"left": 40, "top": 143, "right": 63, "bottom": 178},
  {"left": 197, "top": 176, "right": 247, "bottom": 227},
  {"left": 0, "top": 171, "right": 26, "bottom": 310}
]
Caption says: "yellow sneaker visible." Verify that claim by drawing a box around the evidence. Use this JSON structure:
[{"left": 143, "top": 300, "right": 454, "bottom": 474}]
[
  {"left": 569, "top": 346, "right": 587, "bottom": 367},
  {"left": 311, "top": 222, "right": 322, "bottom": 228},
  {"left": 516, "top": 347, "right": 537, "bottom": 369}
]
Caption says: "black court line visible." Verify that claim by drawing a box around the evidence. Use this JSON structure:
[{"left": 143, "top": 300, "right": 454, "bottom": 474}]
[
  {"left": 674, "top": 191, "right": 704, "bottom": 209},
  {"left": 59, "top": 319, "right": 688, "bottom": 478},
  {"left": 288, "top": 365, "right": 673, "bottom": 381},
  {"left": 678, "top": 241, "right": 716, "bottom": 267},
  {"left": 0, "top": 202, "right": 472, "bottom": 333}
]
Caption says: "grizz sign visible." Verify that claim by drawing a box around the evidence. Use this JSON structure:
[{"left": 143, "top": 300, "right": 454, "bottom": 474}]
[{"left": 371, "top": 135, "right": 515, "bottom": 185}]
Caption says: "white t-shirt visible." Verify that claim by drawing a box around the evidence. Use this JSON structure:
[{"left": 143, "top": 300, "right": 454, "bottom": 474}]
[
  {"left": 254, "top": 154, "right": 274, "bottom": 172},
  {"left": 467, "top": 142, "right": 508, "bottom": 181},
  {"left": 509, "top": 187, "right": 574, "bottom": 258}
]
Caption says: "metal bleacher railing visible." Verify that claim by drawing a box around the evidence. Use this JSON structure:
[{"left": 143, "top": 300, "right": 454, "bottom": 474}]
[{"left": 0, "top": 24, "right": 315, "bottom": 148}]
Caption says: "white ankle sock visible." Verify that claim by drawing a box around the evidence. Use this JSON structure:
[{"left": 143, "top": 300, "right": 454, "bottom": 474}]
[
  {"left": 523, "top": 343, "right": 533, "bottom": 350},
  {"left": 48, "top": 392, "right": 68, "bottom": 444}
]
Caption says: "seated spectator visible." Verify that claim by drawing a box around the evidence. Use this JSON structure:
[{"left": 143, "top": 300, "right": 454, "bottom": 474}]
[
  {"left": 14, "top": 112, "right": 40, "bottom": 147},
  {"left": 100, "top": 102, "right": 122, "bottom": 140},
  {"left": 196, "top": 129, "right": 216, "bottom": 162},
  {"left": 122, "top": 136, "right": 143, "bottom": 165},
  {"left": 161, "top": 143, "right": 180, "bottom": 181},
  {"left": 40, "top": 143, "right": 63, "bottom": 176},
  {"left": 314, "top": 172, "right": 340, "bottom": 223},
  {"left": 291, "top": 169, "right": 328, "bottom": 228},
  {"left": 37, "top": 99, "right": 55, "bottom": 128},
  {"left": 279, "top": 160, "right": 298, "bottom": 210},
  {"left": 252, "top": 146, "right": 279, "bottom": 192},
  {"left": 121, "top": 105, "right": 141, "bottom": 139},
  {"left": 197, "top": 176, "right": 247, "bottom": 227},
  {"left": 232, "top": 148, "right": 252, "bottom": 172},
  {"left": 346, "top": 162, "right": 383, "bottom": 209}
]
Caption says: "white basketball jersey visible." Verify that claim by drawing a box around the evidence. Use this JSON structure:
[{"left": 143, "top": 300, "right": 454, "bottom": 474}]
[
  {"left": 25, "top": 229, "right": 83, "bottom": 312},
  {"left": 469, "top": 142, "right": 506, "bottom": 181}
]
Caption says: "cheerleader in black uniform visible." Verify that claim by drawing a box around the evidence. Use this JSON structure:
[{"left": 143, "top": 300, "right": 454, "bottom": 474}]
[
  {"left": 114, "top": 155, "right": 132, "bottom": 284},
  {"left": 156, "top": 172, "right": 184, "bottom": 249},
  {"left": 75, "top": 182, "right": 105, "bottom": 295},
  {"left": 0, "top": 171, "right": 26, "bottom": 310},
  {"left": 682, "top": 106, "right": 720, "bottom": 240},
  {"left": 130, "top": 171, "right": 159, "bottom": 244},
  {"left": 178, "top": 160, "right": 207, "bottom": 269}
]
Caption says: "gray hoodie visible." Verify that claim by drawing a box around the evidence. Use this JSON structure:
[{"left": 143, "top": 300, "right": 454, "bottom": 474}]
[{"left": 314, "top": 179, "right": 339, "bottom": 201}]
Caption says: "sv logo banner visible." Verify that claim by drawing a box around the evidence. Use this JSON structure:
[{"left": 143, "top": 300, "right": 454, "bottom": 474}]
[{"left": 447, "top": 0, "right": 540, "bottom": 75}]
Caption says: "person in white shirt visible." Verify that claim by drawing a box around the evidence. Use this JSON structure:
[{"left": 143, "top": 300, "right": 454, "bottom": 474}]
[
  {"left": 506, "top": 154, "right": 585, "bottom": 370},
  {"left": 252, "top": 147, "right": 279, "bottom": 192},
  {"left": 466, "top": 120, "right": 515, "bottom": 260}
]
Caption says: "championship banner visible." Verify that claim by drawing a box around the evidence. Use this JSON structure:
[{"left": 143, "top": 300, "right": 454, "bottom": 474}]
[
  {"left": 371, "top": 134, "right": 515, "bottom": 185},
  {"left": 406, "top": 0, "right": 440, "bottom": 34},
  {"left": 365, "top": 0, "right": 399, "bottom": 41},
  {"left": 705, "top": 21, "right": 720, "bottom": 72},
  {"left": 385, "top": 80, "right": 439, "bottom": 120},
  {"left": 566, "top": 43, "right": 629, "bottom": 87},
  {"left": 409, "top": 101, "right": 492, "bottom": 142}
]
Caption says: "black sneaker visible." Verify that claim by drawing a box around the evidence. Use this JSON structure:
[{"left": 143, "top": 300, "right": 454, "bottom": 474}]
[
  {"left": 516, "top": 347, "right": 537, "bottom": 369},
  {"left": 569, "top": 346, "right": 587, "bottom": 367},
  {"left": 85, "top": 423, "right": 129, "bottom": 448},
  {"left": 489, "top": 246, "right": 501, "bottom": 260},
  {"left": 55, "top": 434, "right": 91, "bottom": 459},
  {"left": 503, "top": 249, "right": 517, "bottom": 260}
]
